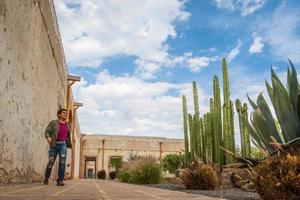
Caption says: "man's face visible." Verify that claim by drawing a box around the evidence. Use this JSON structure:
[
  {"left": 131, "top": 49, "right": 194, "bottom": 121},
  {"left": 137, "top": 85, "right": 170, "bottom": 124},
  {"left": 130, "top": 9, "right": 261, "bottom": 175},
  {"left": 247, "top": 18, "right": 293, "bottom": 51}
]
[{"left": 58, "top": 110, "right": 67, "bottom": 120}]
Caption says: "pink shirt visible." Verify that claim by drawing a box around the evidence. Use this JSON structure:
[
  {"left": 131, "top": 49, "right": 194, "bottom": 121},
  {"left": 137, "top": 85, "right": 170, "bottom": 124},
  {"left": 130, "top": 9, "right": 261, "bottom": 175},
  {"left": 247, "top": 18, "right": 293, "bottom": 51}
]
[{"left": 57, "top": 122, "right": 69, "bottom": 141}]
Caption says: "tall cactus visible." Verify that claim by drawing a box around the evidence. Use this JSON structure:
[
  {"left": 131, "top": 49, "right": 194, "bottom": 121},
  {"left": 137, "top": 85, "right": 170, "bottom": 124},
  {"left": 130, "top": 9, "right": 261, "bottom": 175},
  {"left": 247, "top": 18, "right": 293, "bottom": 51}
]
[
  {"left": 222, "top": 58, "right": 235, "bottom": 164},
  {"left": 199, "top": 117, "right": 205, "bottom": 161},
  {"left": 236, "top": 99, "right": 251, "bottom": 158},
  {"left": 208, "top": 99, "right": 214, "bottom": 162},
  {"left": 212, "top": 76, "right": 223, "bottom": 164},
  {"left": 203, "top": 112, "right": 213, "bottom": 163},
  {"left": 202, "top": 114, "right": 207, "bottom": 163},
  {"left": 182, "top": 95, "right": 189, "bottom": 165},
  {"left": 192, "top": 81, "right": 201, "bottom": 158},
  {"left": 188, "top": 113, "right": 195, "bottom": 161},
  {"left": 230, "top": 100, "right": 235, "bottom": 154}
]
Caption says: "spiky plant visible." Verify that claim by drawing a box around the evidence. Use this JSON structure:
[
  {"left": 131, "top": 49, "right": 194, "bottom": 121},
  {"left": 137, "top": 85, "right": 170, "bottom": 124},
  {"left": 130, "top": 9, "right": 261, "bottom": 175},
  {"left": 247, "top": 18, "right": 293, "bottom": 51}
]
[
  {"left": 252, "top": 153, "right": 300, "bottom": 200},
  {"left": 182, "top": 95, "right": 189, "bottom": 166},
  {"left": 180, "top": 159, "right": 220, "bottom": 190},
  {"left": 246, "top": 60, "right": 300, "bottom": 154},
  {"left": 246, "top": 61, "right": 300, "bottom": 199}
]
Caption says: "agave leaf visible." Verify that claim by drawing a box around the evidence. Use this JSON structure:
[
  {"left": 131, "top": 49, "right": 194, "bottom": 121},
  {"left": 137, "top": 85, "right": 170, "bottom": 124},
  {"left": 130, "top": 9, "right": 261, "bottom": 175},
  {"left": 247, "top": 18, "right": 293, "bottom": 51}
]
[
  {"left": 297, "top": 93, "right": 300, "bottom": 120},
  {"left": 287, "top": 67, "right": 291, "bottom": 90},
  {"left": 252, "top": 109, "right": 277, "bottom": 152},
  {"left": 251, "top": 138, "right": 263, "bottom": 151},
  {"left": 243, "top": 114, "right": 263, "bottom": 148},
  {"left": 248, "top": 113, "right": 275, "bottom": 153},
  {"left": 247, "top": 94, "right": 257, "bottom": 109},
  {"left": 272, "top": 77, "right": 300, "bottom": 141},
  {"left": 271, "top": 68, "right": 289, "bottom": 98},
  {"left": 287, "top": 60, "right": 299, "bottom": 114},
  {"left": 266, "top": 80, "right": 275, "bottom": 106},
  {"left": 256, "top": 93, "right": 283, "bottom": 143}
]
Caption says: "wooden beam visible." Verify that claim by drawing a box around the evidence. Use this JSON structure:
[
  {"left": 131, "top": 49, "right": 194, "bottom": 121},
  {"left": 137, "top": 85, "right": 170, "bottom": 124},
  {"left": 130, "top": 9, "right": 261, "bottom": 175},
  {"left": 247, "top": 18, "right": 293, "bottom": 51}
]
[
  {"left": 74, "top": 102, "right": 83, "bottom": 107},
  {"left": 68, "top": 74, "right": 81, "bottom": 82}
]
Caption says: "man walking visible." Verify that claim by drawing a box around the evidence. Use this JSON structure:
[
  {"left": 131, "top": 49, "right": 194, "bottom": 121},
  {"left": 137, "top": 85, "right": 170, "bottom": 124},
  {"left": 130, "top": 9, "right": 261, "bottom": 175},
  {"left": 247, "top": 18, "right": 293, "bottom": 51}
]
[{"left": 43, "top": 108, "right": 72, "bottom": 186}]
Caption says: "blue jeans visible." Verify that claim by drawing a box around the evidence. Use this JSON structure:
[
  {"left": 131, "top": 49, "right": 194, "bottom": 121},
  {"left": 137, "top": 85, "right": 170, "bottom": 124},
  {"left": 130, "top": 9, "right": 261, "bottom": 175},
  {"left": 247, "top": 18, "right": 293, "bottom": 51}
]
[{"left": 45, "top": 142, "right": 67, "bottom": 181}]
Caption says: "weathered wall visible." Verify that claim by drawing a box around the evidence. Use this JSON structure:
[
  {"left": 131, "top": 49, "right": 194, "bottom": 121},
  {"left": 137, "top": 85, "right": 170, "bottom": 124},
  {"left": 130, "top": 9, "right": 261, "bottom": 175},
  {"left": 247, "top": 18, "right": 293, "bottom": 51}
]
[
  {"left": 0, "top": 0, "right": 75, "bottom": 184},
  {"left": 80, "top": 135, "right": 184, "bottom": 178}
]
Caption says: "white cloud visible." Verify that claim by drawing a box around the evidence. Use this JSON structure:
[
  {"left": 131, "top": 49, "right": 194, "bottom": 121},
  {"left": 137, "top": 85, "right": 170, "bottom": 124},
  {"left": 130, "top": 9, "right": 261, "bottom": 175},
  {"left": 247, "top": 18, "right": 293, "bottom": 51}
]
[
  {"left": 239, "top": 0, "right": 266, "bottom": 16},
  {"left": 227, "top": 39, "right": 242, "bottom": 62},
  {"left": 212, "top": 0, "right": 266, "bottom": 16},
  {"left": 249, "top": 32, "right": 264, "bottom": 54},
  {"left": 257, "top": 2, "right": 300, "bottom": 63},
  {"left": 54, "top": 0, "right": 190, "bottom": 67},
  {"left": 72, "top": 71, "right": 211, "bottom": 138},
  {"left": 213, "top": 0, "right": 235, "bottom": 11},
  {"left": 187, "top": 57, "right": 210, "bottom": 72}
]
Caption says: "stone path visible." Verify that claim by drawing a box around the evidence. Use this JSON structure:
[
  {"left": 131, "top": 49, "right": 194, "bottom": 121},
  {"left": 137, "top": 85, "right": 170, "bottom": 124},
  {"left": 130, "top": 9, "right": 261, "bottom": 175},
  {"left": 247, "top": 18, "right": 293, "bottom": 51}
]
[{"left": 0, "top": 179, "right": 224, "bottom": 200}]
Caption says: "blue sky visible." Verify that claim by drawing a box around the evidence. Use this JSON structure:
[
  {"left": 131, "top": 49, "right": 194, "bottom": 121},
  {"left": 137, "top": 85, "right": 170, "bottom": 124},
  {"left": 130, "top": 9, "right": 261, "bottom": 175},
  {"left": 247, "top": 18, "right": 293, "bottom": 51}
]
[{"left": 54, "top": 0, "right": 300, "bottom": 143}]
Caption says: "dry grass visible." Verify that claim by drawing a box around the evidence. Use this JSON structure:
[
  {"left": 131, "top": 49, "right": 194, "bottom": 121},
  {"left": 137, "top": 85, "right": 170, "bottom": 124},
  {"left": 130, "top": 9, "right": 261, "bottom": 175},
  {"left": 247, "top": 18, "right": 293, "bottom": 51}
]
[
  {"left": 252, "top": 153, "right": 300, "bottom": 200},
  {"left": 180, "top": 161, "right": 220, "bottom": 190}
]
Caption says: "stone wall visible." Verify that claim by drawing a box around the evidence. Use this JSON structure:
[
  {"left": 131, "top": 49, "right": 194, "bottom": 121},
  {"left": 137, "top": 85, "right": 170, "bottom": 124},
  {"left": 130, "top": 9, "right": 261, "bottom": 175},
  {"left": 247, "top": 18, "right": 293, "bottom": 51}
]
[
  {"left": 80, "top": 134, "right": 184, "bottom": 178},
  {"left": 0, "top": 0, "right": 76, "bottom": 184}
]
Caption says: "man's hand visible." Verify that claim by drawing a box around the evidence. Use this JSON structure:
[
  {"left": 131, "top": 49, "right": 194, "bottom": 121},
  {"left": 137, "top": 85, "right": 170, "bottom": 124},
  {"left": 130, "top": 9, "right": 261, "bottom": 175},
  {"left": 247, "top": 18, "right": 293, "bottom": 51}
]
[{"left": 47, "top": 137, "right": 52, "bottom": 144}]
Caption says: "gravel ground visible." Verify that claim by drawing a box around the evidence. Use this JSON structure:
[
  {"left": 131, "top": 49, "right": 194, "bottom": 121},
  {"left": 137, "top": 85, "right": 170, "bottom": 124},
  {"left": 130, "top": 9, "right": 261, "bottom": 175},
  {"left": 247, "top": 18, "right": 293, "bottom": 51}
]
[{"left": 145, "top": 184, "right": 259, "bottom": 200}]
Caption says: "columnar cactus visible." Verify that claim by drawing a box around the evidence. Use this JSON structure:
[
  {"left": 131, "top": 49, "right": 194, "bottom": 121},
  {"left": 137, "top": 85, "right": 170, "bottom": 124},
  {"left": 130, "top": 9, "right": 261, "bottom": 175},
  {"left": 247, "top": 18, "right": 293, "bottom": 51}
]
[
  {"left": 230, "top": 100, "right": 235, "bottom": 154},
  {"left": 222, "top": 58, "right": 235, "bottom": 164},
  {"left": 212, "top": 76, "right": 223, "bottom": 164},
  {"left": 182, "top": 95, "right": 189, "bottom": 165},
  {"left": 236, "top": 99, "right": 251, "bottom": 157},
  {"left": 202, "top": 114, "right": 208, "bottom": 163},
  {"left": 192, "top": 81, "right": 201, "bottom": 157},
  {"left": 188, "top": 113, "right": 195, "bottom": 161},
  {"left": 208, "top": 99, "right": 214, "bottom": 162},
  {"left": 199, "top": 117, "right": 205, "bottom": 160},
  {"left": 242, "top": 103, "right": 250, "bottom": 157}
]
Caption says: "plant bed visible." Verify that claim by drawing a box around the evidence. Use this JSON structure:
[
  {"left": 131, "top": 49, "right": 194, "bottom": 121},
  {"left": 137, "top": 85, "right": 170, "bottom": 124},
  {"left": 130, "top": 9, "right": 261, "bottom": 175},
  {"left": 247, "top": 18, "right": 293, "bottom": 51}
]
[{"left": 145, "top": 183, "right": 259, "bottom": 200}]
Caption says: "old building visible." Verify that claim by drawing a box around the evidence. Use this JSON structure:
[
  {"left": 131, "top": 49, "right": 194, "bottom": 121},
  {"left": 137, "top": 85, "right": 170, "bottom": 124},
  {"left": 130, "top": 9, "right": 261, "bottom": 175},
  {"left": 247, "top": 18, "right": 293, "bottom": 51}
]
[
  {"left": 79, "top": 134, "right": 184, "bottom": 178},
  {"left": 0, "top": 0, "right": 82, "bottom": 184}
]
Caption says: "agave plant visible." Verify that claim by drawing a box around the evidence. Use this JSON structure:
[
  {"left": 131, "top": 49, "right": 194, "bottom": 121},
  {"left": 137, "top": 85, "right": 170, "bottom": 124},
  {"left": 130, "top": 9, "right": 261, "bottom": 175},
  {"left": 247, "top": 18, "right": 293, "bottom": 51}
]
[{"left": 246, "top": 60, "right": 300, "bottom": 154}]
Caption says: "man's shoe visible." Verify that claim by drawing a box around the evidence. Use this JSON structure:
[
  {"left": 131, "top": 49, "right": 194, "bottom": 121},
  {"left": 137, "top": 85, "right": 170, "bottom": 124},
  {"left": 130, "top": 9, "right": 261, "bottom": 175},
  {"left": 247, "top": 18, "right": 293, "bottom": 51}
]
[
  {"left": 56, "top": 180, "right": 65, "bottom": 186},
  {"left": 43, "top": 178, "right": 49, "bottom": 185}
]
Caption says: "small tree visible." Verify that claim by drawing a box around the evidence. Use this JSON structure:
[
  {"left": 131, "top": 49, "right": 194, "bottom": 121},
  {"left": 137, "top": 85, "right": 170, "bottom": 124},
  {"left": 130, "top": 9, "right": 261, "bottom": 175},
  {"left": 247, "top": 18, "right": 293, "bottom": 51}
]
[{"left": 109, "top": 156, "right": 123, "bottom": 174}]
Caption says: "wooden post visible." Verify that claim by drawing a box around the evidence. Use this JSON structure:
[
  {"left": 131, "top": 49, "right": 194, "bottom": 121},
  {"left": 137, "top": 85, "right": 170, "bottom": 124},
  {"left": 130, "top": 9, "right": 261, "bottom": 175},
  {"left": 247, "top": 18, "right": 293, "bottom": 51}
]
[
  {"left": 66, "top": 75, "right": 81, "bottom": 122},
  {"left": 159, "top": 142, "right": 163, "bottom": 165},
  {"left": 79, "top": 136, "right": 86, "bottom": 179},
  {"left": 70, "top": 102, "right": 83, "bottom": 179},
  {"left": 102, "top": 140, "right": 105, "bottom": 170}
]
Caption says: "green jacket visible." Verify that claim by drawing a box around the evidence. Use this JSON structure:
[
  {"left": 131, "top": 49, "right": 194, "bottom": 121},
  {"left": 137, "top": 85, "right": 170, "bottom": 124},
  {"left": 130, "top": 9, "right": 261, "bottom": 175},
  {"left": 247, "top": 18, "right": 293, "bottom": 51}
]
[{"left": 45, "top": 120, "right": 72, "bottom": 149}]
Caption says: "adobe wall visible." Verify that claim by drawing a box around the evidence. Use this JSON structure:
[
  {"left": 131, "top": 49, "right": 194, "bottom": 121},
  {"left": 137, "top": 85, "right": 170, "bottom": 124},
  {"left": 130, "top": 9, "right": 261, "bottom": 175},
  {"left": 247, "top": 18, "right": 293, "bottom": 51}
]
[
  {"left": 80, "top": 135, "right": 184, "bottom": 178},
  {"left": 0, "top": 0, "right": 73, "bottom": 184}
]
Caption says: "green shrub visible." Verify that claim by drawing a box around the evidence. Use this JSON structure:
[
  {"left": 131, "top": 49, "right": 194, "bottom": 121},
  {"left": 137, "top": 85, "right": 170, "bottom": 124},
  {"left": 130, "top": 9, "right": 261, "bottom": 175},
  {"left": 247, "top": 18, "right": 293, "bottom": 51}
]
[
  {"left": 162, "top": 154, "right": 184, "bottom": 176},
  {"left": 130, "top": 161, "right": 162, "bottom": 184},
  {"left": 118, "top": 156, "right": 162, "bottom": 184},
  {"left": 180, "top": 161, "right": 220, "bottom": 190},
  {"left": 97, "top": 170, "right": 106, "bottom": 179},
  {"left": 118, "top": 171, "right": 131, "bottom": 182},
  {"left": 109, "top": 156, "right": 123, "bottom": 173}
]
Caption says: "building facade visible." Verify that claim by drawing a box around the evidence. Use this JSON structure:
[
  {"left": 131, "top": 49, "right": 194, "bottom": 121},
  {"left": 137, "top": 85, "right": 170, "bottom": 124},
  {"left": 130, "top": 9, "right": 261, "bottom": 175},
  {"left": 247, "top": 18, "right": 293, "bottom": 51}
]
[
  {"left": 0, "top": 0, "right": 81, "bottom": 184},
  {"left": 79, "top": 134, "right": 184, "bottom": 178}
]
